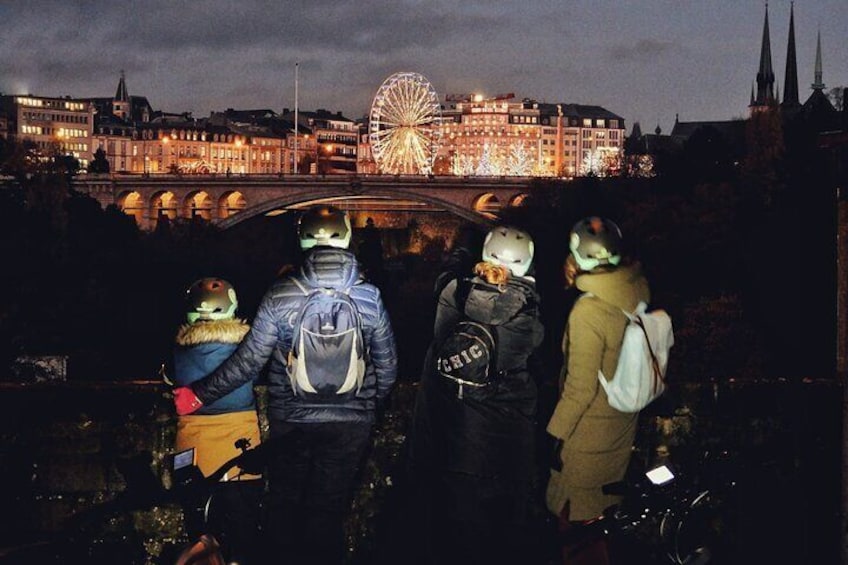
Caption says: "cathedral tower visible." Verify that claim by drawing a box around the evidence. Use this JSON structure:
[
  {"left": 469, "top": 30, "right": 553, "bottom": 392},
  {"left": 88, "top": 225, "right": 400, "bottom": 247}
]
[{"left": 750, "top": 3, "right": 776, "bottom": 111}]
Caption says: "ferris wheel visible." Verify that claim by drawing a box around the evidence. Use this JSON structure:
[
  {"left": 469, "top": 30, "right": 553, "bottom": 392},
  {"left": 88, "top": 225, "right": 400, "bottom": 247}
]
[{"left": 369, "top": 72, "right": 443, "bottom": 175}]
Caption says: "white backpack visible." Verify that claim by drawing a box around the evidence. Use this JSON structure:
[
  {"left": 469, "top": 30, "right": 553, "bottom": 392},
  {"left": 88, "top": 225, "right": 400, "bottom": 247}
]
[{"left": 598, "top": 301, "right": 674, "bottom": 413}]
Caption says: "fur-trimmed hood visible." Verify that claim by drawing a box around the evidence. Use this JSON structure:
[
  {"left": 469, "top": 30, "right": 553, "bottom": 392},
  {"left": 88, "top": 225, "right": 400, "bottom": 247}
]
[{"left": 175, "top": 319, "right": 250, "bottom": 347}]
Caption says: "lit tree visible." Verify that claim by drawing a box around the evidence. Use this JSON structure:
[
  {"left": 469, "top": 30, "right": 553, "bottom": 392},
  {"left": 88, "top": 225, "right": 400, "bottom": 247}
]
[
  {"left": 505, "top": 142, "right": 533, "bottom": 176},
  {"left": 475, "top": 143, "right": 501, "bottom": 176},
  {"left": 451, "top": 152, "right": 475, "bottom": 176},
  {"left": 579, "top": 147, "right": 622, "bottom": 177},
  {"left": 627, "top": 154, "right": 655, "bottom": 178}
]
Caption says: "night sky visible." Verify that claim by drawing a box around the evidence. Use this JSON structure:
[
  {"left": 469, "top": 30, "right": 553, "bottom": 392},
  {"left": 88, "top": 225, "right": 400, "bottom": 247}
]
[{"left": 1, "top": 0, "right": 845, "bottom": 133}]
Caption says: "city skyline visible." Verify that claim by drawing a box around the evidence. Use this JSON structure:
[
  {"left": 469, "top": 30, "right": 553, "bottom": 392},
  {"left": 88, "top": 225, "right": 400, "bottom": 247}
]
[{"left": 1, "top": 1, "right": 845, "bottom": 133}]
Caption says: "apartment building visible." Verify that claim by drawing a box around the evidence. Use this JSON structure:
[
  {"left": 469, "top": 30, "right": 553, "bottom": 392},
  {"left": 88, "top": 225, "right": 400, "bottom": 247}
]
[
  {"left": 537, "top": 102, "right": 626, "bottom": 177},
  {"left": 435, "top": 94, "right": 540, "bottom": 176},
  {"left": 391, "top": 93, "right": 625, "bottom": 178},
  {"left": 0, "top": 94, "right": 96, "bottom": 167},
  {"left": 282, "top": 108, "right": 359, "bottom": 173}
]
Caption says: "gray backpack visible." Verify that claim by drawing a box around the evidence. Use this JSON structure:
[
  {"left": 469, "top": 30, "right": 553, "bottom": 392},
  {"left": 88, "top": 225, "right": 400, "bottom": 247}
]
[{"left": 286, "top": 277, "right": 365, "bottom": 397}]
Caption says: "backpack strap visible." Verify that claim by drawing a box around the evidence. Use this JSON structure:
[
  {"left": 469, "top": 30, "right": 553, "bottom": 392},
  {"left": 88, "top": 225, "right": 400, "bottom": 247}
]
[
  {"left": 289, "top": 276, "right": 311, "bottom": 297},
  {"left": 453, "top": 276, "right": 473, "bottom": 315}
]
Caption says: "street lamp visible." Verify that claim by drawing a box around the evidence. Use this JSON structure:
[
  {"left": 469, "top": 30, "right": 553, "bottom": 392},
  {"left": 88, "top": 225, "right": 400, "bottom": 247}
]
[
  {"left": 141, "top": 132, "right": 148, "bottom": 175},
  {"left": 320, "top": 143, "right": 334, "bottom": 175},
  {"left": 161, "top": 136, "right": 171, "bottom": 174},
  {"left": 234, "top": 138, "right": 243, "bottom": 175}
]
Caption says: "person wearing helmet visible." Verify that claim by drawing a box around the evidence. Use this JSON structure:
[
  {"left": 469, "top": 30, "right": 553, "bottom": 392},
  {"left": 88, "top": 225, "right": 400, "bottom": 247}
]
[
  {"left": 173, "top": 205, "right": 398, "bottom": 565},
  {"left": 545, "top": 216, "right": 650, "bottom": 565},
  {"left": 411, "top": 224, "right": 544, "bottom": 565},
  {"left": 172, "top": 277, "right": 263, "bottom": 565}
]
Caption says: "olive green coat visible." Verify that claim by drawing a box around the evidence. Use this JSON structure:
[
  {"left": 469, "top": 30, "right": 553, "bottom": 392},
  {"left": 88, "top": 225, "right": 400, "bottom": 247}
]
[{"left": 545, "top": 263, "right": 650, "bottom": 520}]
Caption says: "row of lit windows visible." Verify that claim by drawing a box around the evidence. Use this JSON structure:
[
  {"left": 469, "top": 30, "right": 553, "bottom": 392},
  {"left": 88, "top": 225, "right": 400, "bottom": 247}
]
[
  {"left": 161, "top": 130, "right": 255, "bottom": 144},
  {"left": 449, "top": 140, "right": 538, "bottom": 148},
  {"left": 57, "top": 128, "right": 87, "bottom": 138},
  {"left": 320, "top": 133, "right": 358, "bottom": 143},
  {"left": 15, "top": 97, "right": 87, "bottom": 111},
  {"left": 58, "top": 142, "right": 88, "bottom": 152},
  {"left": 467, "top": 103, "right": 511, "bottom": 113},
  {"left": 324, "top": 122, "right": 358, "bottom": 132},
  {"left": 542, "top": 139, "right": 579, "bottom": 147},
  {"left": 447, "top": 130, "right": 541, "bottom": 137},
  {"left": 23, "top": 111, "right": 89, "bottom": 124},
  {"left": 465, "top": 115, "right": 510, "bottom": 125}
]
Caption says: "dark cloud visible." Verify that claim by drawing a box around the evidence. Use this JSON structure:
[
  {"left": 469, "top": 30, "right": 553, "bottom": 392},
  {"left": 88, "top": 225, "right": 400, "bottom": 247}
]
[{"left": 0, "top": 1, "right": 845, "bottom": 134}]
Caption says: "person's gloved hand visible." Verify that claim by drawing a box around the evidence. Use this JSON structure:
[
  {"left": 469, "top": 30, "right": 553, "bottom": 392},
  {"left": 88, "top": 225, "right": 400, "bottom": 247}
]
[
  {"left": 174, "top": 387, "right": 203, "bottom": 415},
  {"left": 550, "top": 439, "right": 564, "bottom": 472}
]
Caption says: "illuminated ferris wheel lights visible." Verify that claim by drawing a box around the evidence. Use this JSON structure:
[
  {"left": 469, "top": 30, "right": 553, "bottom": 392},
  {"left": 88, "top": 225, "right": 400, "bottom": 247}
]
[{"left": 369, "top": 72, "right": 442, "bottom": 175}]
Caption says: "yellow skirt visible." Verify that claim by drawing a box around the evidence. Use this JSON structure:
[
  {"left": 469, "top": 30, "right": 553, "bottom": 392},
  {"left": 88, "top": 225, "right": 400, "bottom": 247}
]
[{"left": 176, "top": 410, "right": 262, "bottom": 481}]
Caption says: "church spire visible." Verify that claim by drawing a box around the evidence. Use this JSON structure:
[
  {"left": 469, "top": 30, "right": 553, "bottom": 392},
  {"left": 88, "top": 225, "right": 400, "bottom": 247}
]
[
  {"left": 782, "top": 2, "right": 800, "bottom": 107},
  {"left": 112, "top": 70, "right": 131, "bottom": 121},
  {"left": 753, "top": 2, "right": 775, "bottom": 106},
  {"left": 115, "top": 70, "right": 129, "bottom": 102},
  {"left": 811, "top": 29, "right": 825, "bottom": 90}
]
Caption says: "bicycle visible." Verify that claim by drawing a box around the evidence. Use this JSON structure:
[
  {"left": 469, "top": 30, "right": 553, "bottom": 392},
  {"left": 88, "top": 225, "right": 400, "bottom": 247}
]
[
  {"left": 560, "top": 451, "right": 737, "bottom": 565},
  {"left": 170, "top": 438, "right": 270, "bottom": 565}
]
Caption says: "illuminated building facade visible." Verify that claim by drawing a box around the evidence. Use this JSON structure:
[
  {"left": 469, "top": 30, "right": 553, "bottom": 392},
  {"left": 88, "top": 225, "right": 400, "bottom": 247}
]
[
  {"left": 537, "top": 103, "right": 625, "bottom": 177},
  {"left": 438, "top": 94, "right": 542, "bottom": 176},
  {"left": 432, "top": 93, "right": 625, "bottom": 178},
  {"left": 282, "top": 109, "right": 359, "bottom": 174},
  {"left": 88, "top": 75, "right": 294, "bottom": 175},
  {"left": 0, "top": 94, "right": 96, "bottom": 167}
]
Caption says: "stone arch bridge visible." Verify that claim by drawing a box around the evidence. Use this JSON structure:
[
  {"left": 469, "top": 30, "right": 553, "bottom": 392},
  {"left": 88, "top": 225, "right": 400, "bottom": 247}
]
[{"left": 73, "top": 174, "right": 550, "bottom": 230}]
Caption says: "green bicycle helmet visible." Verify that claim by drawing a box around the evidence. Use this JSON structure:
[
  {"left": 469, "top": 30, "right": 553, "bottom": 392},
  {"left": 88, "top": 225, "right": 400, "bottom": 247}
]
[
  {"left": 569, "top": 216, "right": 623, "bottom": 271},
  {"left": 185, "top": 278, "right": 238, "bottom": 323},
  {"left": 297, "top": 205, "right": 352, "bottom": 250}
]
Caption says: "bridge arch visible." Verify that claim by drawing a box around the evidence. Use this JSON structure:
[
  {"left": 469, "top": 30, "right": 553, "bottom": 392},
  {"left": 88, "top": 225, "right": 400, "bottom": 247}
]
[
  {"left": 218, "top": 191, "right": 247, "bottom": 219},
  {"left": 150, "top": 191, "right": 178, "bottom": 222},
  {"left": 117, "top": 191, "right": 144, "bottom": 224},
  {"left": 508, "top": 193, "right": 530, "bottom": 207},
  {"left": 74, "top": 174, "right": 551, "bottom": 231},
  {"left": 472, "top": 193, "right": 502, "bottom": 218},
  {"left": 183, "top": 190, "right": 214, "bottom": 220},
  {"left": 215, "top": 186, "right": 495, "bottom": 230}
]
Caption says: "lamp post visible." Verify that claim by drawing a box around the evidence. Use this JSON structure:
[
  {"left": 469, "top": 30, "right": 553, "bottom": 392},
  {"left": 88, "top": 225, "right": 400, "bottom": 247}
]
[
  {"left": 234, "top": 138, "right": 243, "bottom": 175},
  {"left": 161, "top": 136, "right": 170, "bottom": 173},
  {"left": 142, "top": 133, "right": 148, "bottom": 175},
  {"left": 320, "top": 143, "right": 334, "bottom": 175}
]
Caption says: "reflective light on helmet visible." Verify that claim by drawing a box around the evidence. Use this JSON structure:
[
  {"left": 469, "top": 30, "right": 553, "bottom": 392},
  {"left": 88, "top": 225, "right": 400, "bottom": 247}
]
[
  {"left": 482, "top": 226, "right": 534, "bottom": 277},
  {"left": 186, "top": 278, "right": 238, "bottom": 323},
  {"left": 298, "top": 205, "right": 352, "bottom": 250},
  {"left": 569, "top": 216, "right": 623, "bottom": 272}
]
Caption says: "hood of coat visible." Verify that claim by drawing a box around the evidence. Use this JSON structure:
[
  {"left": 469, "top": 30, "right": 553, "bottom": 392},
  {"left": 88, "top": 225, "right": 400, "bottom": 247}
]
[
  {"left": 575, "top": 262, "right": 650, "bottom": 313},
  {"left": 464, "top": 276, "right": 538, "bottom": 326},
  {"left": 175, "top": 318, "right": 250, "bottom": 347},
  {"left": 300, "top": 247, "right": 361, "bottom": 289}
]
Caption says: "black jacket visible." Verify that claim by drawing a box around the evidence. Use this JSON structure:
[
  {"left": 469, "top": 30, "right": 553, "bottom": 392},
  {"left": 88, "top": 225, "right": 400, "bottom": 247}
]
[
  {"left": 192, "top": 248, "right": 398, "bottom": 424},
  {"left": 412, "top": 274, "right": 543, "bottom": 482}
]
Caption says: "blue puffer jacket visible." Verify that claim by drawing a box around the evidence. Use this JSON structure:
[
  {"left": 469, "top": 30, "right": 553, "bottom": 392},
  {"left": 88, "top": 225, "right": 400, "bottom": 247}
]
[
  {"left": 192, "top": 248, "right": 398, "bottom": 424},
  {"left": 173, "top": 319, "right": 254, "bottom": 415}
]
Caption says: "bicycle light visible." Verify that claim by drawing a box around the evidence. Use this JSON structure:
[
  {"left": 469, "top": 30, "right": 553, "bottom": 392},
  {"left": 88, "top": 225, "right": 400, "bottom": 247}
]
[{"left": 646, "top": 464, "right": 675, "bottom": 486}]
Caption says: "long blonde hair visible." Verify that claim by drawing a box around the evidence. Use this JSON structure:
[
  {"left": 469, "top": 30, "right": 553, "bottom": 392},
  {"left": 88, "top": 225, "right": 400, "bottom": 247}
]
[
  {"left": 564, "top": 254, "right": 578, "bottom": 289},
  {"left": 474, "top": 261, "right": 510, "bottom": 288}
]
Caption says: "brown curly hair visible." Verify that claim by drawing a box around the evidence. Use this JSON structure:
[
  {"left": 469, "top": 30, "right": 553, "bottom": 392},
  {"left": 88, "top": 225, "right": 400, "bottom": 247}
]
[{"left": 474, "top": 261, "right": 510, "bottom": 288}]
